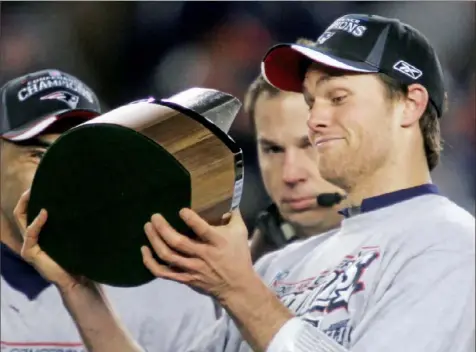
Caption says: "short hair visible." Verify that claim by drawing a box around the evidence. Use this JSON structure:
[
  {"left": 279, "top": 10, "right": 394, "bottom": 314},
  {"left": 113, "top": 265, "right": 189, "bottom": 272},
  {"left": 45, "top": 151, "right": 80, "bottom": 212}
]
[
  {"left": 378, "top": 74, "right": 444, "bottom": 171},
  {"left": 244, "top": 38, "right": 315, "bottom": 135}
]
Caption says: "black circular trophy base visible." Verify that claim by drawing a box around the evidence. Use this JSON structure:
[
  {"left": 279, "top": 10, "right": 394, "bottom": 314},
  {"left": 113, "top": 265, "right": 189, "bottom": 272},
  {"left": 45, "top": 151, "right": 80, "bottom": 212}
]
[{"left": 28, "top": 123, "right": 192, "bottom": 287}]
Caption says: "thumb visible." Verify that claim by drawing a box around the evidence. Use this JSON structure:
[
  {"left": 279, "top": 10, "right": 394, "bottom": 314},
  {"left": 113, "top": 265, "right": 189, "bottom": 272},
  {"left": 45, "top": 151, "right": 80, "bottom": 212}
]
[
  {"left": 230, "top": 208, "right": 244, "bottom": 225},
  {"left": 13, "top": 189, "right": 31, "bottom": 232},
  {"left": 229, "top": 209, "right": 248, "bottom": 239},
  {"left": 220, "top": 212, "right": 232, "bottom": 225}
]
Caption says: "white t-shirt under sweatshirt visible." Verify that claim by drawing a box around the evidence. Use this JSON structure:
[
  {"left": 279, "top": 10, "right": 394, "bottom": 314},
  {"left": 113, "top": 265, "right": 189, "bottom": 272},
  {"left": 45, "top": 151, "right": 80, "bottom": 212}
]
[{"left": 188, "top": 184, "right": 475, "bottom": 352}]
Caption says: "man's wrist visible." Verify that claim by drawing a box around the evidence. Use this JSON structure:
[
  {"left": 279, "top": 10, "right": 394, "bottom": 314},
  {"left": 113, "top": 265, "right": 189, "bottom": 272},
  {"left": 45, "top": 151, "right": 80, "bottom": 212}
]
[
  {"left": 56, "top": 278, "right": 100, "bottom": 299},
  {"left": 217, "top": 269, "right": 263, "bottom": 307},
  {"left": 218, "top": 270, "right": 294, "bottom": 351}
]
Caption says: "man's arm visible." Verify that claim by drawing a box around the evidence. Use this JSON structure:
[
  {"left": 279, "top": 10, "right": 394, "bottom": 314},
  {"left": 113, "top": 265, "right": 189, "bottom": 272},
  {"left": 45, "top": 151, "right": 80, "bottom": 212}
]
[
  {"left": 60, "top": 283, "right": 144, "bottom": 352},
  {"left": 142, "top": 207, "right": 475, "bottom": 352},
  {"left": 217, "top": 270, "right": 294, "bottom": 351},
  {"left": 141, "top": 209, "right": 296, "bottom": 351},
  {"left": 14, "top": 191, "right": 143, "bottom": 352}
]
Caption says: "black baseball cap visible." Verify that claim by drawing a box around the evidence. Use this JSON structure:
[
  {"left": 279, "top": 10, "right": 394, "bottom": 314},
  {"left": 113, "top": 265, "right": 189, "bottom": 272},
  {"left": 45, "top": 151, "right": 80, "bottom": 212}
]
[
  {"left": 261, "top": 14, "right": 446, "bottom": 117},
  {"left": 0, "top": 69, "right": 101, "bottom": 141}
]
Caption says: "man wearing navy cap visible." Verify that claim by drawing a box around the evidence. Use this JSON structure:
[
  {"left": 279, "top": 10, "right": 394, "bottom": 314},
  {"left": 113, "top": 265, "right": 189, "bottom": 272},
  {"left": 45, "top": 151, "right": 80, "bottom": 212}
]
[
  {"left": 1, "top": 69, "right": 102, "bottom": 253},
  {"left": 1, "top": 70, "right": 219, "bottom": 352},
  {"left": 17, "top": 15, "right": 475, "bottom": 352}
]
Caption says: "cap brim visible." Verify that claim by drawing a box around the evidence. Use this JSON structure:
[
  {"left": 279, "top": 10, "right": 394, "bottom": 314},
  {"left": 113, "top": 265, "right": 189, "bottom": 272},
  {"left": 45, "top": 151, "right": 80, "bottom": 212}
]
[
  {"left": 261, "top": 43, "right": 378, "bottom": 92},
  {"left": 1, "top": 109, "right": 100, "bottom": 142}
]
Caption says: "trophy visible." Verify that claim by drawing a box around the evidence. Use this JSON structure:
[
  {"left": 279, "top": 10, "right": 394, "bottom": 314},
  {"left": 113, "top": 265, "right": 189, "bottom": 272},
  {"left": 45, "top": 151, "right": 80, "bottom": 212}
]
[{"left": 27, "top": 88, "right": 244, "bottom": 287}]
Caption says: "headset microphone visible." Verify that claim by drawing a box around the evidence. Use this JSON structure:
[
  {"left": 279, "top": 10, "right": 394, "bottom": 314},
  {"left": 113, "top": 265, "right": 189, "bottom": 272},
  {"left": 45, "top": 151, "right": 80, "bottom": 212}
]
[{"left": 316, "top": 192, "right": 347, "bottom": 207}]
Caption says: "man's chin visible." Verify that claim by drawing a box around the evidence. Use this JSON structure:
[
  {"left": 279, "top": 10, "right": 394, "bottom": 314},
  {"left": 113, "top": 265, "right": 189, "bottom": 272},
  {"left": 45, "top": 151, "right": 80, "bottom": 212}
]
[
  {"left": 285, "top": 208, "right": 341, "bottom": 235},
  {"left": 319, "top": 163, "right": 348, "bottom": 190},
  {"left": 284, "top": 210, "right": 323, "bottom": 227}
]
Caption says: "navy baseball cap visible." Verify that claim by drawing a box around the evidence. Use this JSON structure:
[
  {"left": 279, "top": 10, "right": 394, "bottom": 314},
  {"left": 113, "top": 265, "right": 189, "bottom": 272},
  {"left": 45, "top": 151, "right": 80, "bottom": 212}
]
[
  {"left": 261, "top": 14, "right": 446, "bottom": 117},
  {"left": 0, "top": 69, "right": 101, "bottom": 141}
]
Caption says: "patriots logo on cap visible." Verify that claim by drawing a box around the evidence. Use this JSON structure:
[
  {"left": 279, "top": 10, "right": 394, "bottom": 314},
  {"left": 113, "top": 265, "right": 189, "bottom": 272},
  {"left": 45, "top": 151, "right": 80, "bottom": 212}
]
[
  {"left": 40, "top": 90, "right": 80, "bottom": 109},
  {"left": 317, "top": 31, "right": 335, "bottom": 45}
]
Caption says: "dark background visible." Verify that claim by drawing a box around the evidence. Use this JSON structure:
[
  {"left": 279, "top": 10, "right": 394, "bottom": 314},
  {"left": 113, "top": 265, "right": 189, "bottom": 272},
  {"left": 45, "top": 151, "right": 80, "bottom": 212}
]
[{"left": 1, "top": 1, "right": 474, "bottom": 230}]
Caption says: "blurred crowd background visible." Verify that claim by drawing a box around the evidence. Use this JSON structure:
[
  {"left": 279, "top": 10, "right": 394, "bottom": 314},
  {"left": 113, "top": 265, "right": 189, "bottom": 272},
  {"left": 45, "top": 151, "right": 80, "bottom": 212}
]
[{"left": 1, "top": 1, "right": 474, "bottom": 231}]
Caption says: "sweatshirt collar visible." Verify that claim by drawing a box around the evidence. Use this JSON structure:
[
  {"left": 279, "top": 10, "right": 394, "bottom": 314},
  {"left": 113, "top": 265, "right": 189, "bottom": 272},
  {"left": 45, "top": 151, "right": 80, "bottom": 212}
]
[{"left": 339, "top": 184, "right": 440, "bottom": 218}]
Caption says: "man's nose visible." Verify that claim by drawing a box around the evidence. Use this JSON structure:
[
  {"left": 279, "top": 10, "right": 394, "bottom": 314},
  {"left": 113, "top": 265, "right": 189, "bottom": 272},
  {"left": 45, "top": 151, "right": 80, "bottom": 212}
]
[
  {"left": 282, "top": 151, "right": 306, "bottom": 185},
  {"left": 307, "top": 102, "right": 333, "bottom": 134}
]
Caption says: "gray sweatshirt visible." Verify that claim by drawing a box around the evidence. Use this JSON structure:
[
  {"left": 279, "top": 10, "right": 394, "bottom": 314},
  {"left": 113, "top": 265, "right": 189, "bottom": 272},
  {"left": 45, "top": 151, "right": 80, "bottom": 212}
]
[{"left": 188, "top": 185, "right": 475, "bottom": 352}]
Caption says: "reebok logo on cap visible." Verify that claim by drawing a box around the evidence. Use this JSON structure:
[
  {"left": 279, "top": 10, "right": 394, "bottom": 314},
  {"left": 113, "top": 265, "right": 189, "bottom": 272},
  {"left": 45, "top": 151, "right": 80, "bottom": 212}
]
[{"left": 392, "top": 60, "right": 423, "bottom": 80}]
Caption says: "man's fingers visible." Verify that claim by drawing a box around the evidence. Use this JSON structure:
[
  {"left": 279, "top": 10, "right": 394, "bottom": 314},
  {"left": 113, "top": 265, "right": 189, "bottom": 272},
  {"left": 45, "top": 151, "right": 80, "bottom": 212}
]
[
  {"left": 13, "top": 189, "right": 32, "bottom": 231},
  {"left": 179, "top": 208, "right": 219, "bottom": 243},
  {"left": 150, "top": 214, "right": 204, "bottom": 257},
  {"left": 141, "top": 246, "right": 197, "bottom": 284},
  {"left": 141, "top": 245, "right": 171, "bottom": 275},
  {"left": 229, "top": 208, "right": 244, "bottom": 226},
  {"left": 227, "top": 209, "right": 248, "bottom": 237},
  {"left": 24, "top": 209, "right": 48, "bottom": 244},
  {"left": 144, "top": 221, "right": 203, "bottom": 271},
  {"left": 21, "top": 209, "right": 47, "bottom": 262},
  {"left": 221, "top": 212, "right": 232, "bottom": 225}
]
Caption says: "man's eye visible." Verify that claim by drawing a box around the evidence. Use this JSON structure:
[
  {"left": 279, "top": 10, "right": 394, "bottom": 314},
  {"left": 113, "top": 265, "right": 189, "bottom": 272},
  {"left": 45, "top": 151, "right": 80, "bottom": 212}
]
[
  {"left": 263, "top": 146, "right": 283, "bottom": 154},
  {"left": 331, "top": 95, "right": 347, "bottom": 105},
  {"left": 30, "top": 150, "right": 45, "bottom": 159}
]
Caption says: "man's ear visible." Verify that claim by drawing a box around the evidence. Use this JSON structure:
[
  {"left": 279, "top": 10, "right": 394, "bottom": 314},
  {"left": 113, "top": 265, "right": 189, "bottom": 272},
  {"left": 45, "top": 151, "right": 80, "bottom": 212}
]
[{"left": 401, "top": 83, "right": 429, "bottom": 127}]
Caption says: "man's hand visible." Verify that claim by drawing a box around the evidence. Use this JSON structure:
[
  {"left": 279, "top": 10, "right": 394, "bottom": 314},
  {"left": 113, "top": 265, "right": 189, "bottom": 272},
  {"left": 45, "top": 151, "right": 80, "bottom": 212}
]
[
  {"left": 14, "top": 189, "right": 88, "bottom": 293},
  {"left": 141, "top": 208, "right": 254, "bottom": 301},
  {"left": 142, "top": 208, "right": 294, "bottom": 351},
  {"left": 13, "top": 190, "right": 149, "bottom": 352}
]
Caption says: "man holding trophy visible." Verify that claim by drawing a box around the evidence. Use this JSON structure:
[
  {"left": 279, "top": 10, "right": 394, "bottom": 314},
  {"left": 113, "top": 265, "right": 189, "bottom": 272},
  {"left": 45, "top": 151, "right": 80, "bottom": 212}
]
[
  {"left": 1, "top": 60, "right": 344, "bottom": 352},
  {"left": 0, "top": 69, "right": 221, "bottom": 352},
  {"left": 13, "top": 13, "right": 475, "bottom": 352}
]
